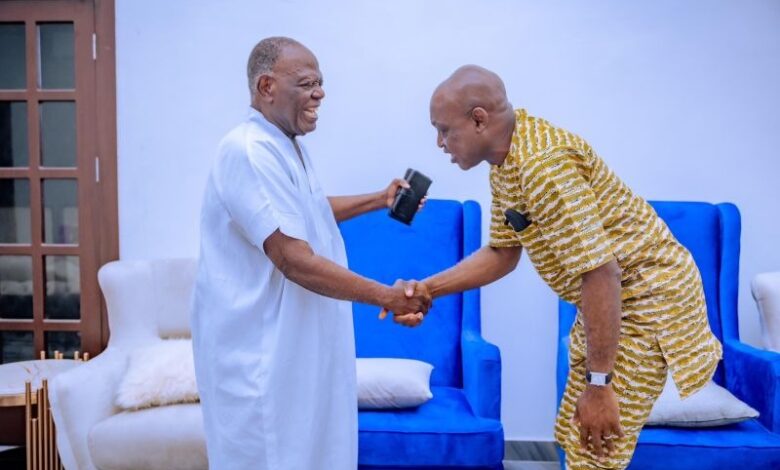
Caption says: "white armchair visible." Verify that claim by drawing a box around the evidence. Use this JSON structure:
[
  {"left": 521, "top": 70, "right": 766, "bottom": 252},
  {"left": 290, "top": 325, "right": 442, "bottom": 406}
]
[
  {"left": 48, "top": 259, "right": 207, "bottom": 470},
  {"left": 752, "top": 271, "right": 780, "bottom": 353}
]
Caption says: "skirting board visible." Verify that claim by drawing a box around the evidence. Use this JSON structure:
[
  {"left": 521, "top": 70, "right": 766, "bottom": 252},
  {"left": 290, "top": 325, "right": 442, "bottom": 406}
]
[{"left": 505, "top": 441, "right": 560, "bottom": 462}]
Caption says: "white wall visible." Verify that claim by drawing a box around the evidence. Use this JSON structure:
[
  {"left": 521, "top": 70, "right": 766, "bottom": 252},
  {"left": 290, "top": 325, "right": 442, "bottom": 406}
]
[{"left": 115, "top": 0, "right": 780, "bottom": 441}]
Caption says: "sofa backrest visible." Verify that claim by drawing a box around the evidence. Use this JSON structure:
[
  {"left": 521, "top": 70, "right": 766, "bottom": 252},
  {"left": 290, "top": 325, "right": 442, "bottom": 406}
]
[
  {"left": 340, "top": 200, "right": 472, "bottom": 387},
  {"left": 99, "top": 258, "right": 197, "bottom": 348}
]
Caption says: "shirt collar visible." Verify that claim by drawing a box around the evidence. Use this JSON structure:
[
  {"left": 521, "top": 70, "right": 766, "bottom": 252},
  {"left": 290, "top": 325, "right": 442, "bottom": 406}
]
[{"left": 247, "top": 106, "right": 296, "bottom": 143}]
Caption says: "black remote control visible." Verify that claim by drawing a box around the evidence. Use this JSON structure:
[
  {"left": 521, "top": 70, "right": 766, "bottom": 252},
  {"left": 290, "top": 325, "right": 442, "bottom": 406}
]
[{"left": 389, "top": 168, "right": 432, "bottom": 225}]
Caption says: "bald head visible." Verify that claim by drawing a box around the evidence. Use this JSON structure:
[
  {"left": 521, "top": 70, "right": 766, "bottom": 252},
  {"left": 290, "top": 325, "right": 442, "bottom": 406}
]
[
  {"left": 432, "top": 65, "right": 511, "bottom": 116},
  {"left": 429, "top": 65, "right": 516, "bottom": 170}
]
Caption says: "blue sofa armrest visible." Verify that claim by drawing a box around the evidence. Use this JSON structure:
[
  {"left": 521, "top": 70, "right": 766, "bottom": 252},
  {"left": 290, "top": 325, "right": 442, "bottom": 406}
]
[
  {"left": 462, "top": 330, "right": 501, "bottom": 420},
  {"left": 557, "top": 301, "right": 577, "bottom": 409},
  {"left": 556, "top": 335, "right": 569, "bottom": 409},
  {"left": 724, "top": 340, "right": 780, "bottom": 432}
]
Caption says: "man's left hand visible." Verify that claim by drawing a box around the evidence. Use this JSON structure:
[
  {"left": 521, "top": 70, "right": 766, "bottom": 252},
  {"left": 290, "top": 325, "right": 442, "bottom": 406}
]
[
  {"left": 383, "top": 178, "right": 427, "bottom": 210},
  {"left": 573, "top": 385, "right": 624, "bottom": 460}
]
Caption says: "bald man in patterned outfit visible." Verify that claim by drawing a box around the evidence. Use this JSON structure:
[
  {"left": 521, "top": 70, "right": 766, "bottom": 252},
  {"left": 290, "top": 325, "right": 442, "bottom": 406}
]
[{"left": 407, "top": 65, "right": 722, "bottom": 469}]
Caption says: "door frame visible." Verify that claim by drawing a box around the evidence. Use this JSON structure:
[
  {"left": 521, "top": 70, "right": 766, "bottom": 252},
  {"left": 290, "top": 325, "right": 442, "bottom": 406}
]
[{"left": 0, "top": 0, "right": 117, "bottom": 357}]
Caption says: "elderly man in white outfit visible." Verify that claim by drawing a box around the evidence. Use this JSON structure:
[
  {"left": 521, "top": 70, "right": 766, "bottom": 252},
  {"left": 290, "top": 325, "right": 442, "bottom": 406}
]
[{"left": 191, "top": 37, "right": 432, "bottom": 470}]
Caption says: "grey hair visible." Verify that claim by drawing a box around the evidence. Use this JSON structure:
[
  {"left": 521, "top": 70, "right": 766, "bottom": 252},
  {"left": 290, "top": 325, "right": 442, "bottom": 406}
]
[{"left": 246, "top": 36, "right": 301, "bottom": 94}]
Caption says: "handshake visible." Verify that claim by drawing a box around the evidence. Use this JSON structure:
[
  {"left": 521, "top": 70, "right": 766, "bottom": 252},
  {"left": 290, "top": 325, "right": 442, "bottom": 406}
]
[{"left": 378, "top": 280, "right": 432, "bottom": 328}]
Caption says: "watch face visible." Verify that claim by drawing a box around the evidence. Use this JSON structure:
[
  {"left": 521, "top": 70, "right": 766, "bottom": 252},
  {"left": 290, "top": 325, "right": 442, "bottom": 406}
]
[{"left": 587, "top": 372, "right": 609, "bottom": 386}]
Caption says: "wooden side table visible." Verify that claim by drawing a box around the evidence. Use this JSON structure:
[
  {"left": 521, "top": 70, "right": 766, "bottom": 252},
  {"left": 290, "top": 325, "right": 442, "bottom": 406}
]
[{"left": 0, "top": 352, "right": 87, "bottom": 470}]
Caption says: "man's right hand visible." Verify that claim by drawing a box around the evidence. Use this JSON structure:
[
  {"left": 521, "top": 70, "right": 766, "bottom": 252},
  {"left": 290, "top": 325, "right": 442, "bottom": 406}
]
[{"left": 379, "top": 280, "right": 431, "bottom": 327}]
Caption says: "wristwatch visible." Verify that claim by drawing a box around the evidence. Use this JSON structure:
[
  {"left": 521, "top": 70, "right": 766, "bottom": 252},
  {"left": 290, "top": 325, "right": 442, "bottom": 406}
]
[{"left": 585, "top": 370, "right": 613, "bottom": 386}]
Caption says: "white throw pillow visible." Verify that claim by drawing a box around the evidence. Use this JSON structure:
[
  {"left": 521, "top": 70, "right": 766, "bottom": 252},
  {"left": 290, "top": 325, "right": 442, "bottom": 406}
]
[
  {"left": 116, "top": 338, "right": 199, "bottom": 410},
  {"left": 115, "top": 342, "right": 434, "bottom": 410},
  {"left": 357, "top": 358, "right": 434, "bottom": 409},
  {"left": 647, "top": 372, "right": 759, "bottom": 427}
]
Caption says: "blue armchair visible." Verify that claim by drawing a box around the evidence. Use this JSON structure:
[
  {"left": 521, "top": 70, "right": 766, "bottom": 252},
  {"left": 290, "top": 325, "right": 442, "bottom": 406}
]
[
  {"left": 557, "top": 201, "right": 780, "bottom": 469},
  {"left": 340, "top": 199, "right": 504, "bottom": 469}
]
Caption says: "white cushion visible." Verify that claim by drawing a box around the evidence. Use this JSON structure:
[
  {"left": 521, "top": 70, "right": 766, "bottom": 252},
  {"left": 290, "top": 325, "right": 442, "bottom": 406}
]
[
  {"left": 115, "top": 339, "right": 434, "bottom": 411},
  {"left": 648, "top": 373, "right": 759, "bottom": 427},
  {"left": 752, "top": 272, "right": 780, "bottom": 352},
  {"left": 357, "top": 358, "right": 434, "bottom": 409},
  {"left": 89, "top": 403, "right": 206, "bottom": 470},
  {"left": 115, "top": 339, "right": 198, "bottom": 410}
]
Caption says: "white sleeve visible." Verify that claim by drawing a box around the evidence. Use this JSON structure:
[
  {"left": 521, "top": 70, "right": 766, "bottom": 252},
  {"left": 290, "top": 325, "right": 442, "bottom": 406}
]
[{"left": 213, "top": 139, "right": 308, "bottom": 249}]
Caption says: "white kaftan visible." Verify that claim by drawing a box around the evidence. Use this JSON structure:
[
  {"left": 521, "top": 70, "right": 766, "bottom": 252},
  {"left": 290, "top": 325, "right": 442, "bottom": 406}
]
[{"left": 191, "top": 108, "right": 357, "bottom": 470}]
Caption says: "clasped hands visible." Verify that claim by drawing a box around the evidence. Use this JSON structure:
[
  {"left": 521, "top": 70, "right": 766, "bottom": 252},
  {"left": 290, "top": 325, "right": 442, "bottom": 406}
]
[{"left": 378, "top": 280, "right": 431, "bottom": 327}]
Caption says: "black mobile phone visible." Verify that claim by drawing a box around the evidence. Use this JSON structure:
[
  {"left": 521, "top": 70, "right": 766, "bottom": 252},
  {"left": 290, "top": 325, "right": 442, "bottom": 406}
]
[
  {"left": 389, "top": 168, "right": 432, "bottom": 225},
  {"left": 504, "top": 208, "right": 531, "bottom": 232}
]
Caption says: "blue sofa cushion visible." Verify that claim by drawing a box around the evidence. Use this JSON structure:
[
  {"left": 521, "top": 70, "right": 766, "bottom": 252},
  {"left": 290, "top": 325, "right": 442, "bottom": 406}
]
[
  {"left": 629, "top": 420, "right": 780, "bottom": 469},
  {"left": 358, "top": 386, "right": 504, "bottom": 468},
  {"left": 341, "top": 200, "right": 466, "bottom": 387}
]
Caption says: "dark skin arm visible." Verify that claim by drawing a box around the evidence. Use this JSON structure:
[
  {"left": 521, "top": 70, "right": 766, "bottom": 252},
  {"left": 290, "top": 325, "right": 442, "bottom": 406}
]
[
  {"left": 328, "top": 193, "right": 385, "bottom": 223},
  {"left": 423, "top": 245, "right": 522, "bottom": 298},
  {"left": 329, "top": 178, "right": 423, "bottom": 223},
  {"left": 383, "top": 244, "right": 521, "bottom": 326},
  {"left": 573, "top": 258, "right": 624, "bottom": 460},
  {"left": 263, "top": 229, "right": 431, "bottom": 315}
]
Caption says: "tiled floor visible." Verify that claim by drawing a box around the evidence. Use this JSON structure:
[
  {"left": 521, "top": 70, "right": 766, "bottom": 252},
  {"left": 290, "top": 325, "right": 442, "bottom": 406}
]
[
  {"left": 503, "top": 440, "right": 561, "bottom": 469},
  {"left": 506, "top": 441, "right": 560, "bottom": 459},
  {"left": 504, "top": 461, "right": 561, "bottom": 470},
  {"left": 1, "top": 445, "right": 563, "bottom": 469}
]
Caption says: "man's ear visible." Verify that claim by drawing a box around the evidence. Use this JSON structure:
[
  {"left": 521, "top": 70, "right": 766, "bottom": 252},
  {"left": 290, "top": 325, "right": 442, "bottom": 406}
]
[
  {"left": 256, "top": 74, "right": 274, "bottom": 102},
  {"left": 471, "top": 107, "right": 489, "bottom": 133}
]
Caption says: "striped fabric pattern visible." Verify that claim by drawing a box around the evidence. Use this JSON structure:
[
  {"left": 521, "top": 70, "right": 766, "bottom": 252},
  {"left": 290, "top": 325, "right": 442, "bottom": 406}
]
[
  {"left": 489, "top": 109, "right": 722, "bottom": 468},
  {"left": 556, "top": 307, "right": 668, "bottom": 469}
]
